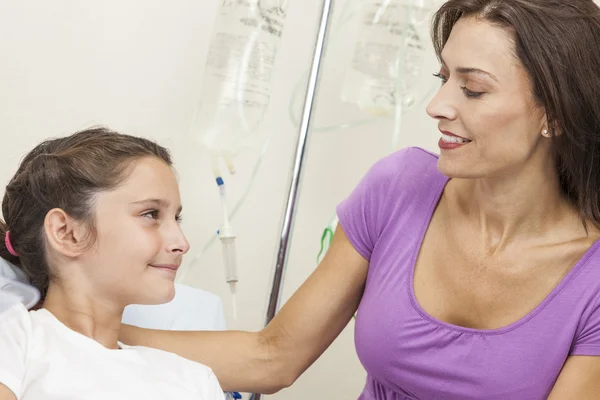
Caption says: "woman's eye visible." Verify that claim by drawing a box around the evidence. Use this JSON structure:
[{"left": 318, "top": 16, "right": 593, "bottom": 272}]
[
  {"left": 460, "top": 86, "right": 485, "bottom": 98},
  {"left": 432, "top": 72, "right": 448, "bottom": 84}
]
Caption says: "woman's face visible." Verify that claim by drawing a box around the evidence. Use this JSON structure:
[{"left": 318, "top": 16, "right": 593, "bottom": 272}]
[
  {"left": 79, "top": 156, "right": 190, "bottom": 307},
  {"left": 426, "top": 16, "right": 550, "bottom": 179}
]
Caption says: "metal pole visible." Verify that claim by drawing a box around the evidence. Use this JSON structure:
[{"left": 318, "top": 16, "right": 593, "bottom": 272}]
[{"left": 250, "top": 0, "right": 332, "bottom": 398}]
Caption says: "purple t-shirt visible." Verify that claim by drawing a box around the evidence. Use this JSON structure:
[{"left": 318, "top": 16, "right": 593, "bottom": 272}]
[{"left": 337, "top": 147, "right": 600, "bottom": 400}]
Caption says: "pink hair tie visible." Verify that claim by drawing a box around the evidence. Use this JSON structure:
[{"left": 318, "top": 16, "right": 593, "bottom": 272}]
[{"left": 5, "top": 231, "right": 19, "bottom": 257}]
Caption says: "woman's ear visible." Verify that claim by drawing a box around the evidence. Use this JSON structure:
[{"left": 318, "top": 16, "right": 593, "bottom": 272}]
[
  {"left": 540, "top": 114, "right": 561, "bottom": 138},
  {"left": 44, "top": 209, "right": 90, "bottom": 258}
]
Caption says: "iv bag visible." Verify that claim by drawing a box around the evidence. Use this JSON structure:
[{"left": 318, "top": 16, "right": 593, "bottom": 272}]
[
  {"left": 341, "top": 0, "right": 433, "bottom": 116},
  {"left": 191, "top": 0, "right": 288, "bottom": 173}
]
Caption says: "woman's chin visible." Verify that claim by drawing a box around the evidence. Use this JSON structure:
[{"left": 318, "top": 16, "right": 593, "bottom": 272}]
[{"left": 437, "top": 157, "right": 483, "bottom": 179}]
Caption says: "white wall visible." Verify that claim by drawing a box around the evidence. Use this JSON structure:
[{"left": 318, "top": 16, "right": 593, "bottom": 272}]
[{"left": 0, "top": 0, "right": 440, "bottom": 398}]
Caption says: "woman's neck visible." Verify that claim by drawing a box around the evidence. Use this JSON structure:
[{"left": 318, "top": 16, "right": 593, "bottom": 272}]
[
  {"left": 43, "top": 282, "right": 124, "bottom": 350},
  {"left": 449, "top": 159, "right": 585, "bottom": 254}
]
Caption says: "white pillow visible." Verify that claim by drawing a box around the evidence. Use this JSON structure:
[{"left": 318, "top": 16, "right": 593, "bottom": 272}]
[
  {"left": 0, "top": 259, "right": 40, "bottom": 310},
  {"left": 122, "top": 284, "right": 227, "bottom": 331},
  {"left": 0, "top": 283, "right": 22, "bottom": 314},
  {"left": 0, "top": 257, "right": 28, "bottom": 282}
]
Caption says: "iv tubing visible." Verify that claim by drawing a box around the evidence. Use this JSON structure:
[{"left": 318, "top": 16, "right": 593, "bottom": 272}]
[{"left": 216, "top": 176, "right": 239, "bottom": 321}]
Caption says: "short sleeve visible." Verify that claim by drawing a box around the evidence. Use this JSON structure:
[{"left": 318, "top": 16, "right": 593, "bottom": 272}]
[
  {"left": 0, "top": 301, "right": 31, "bottom": 397},
  {"left": 571, "top": 297, "right": 600, "bottom": 356},
  {"left": 336, "top": 149, "right": 409, "bottom": 261}
]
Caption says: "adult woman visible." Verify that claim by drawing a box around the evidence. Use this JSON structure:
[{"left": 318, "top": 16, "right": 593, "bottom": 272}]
[
  {"left": 122, "top": 0, "right": 600, "bottom": 398},
  {"left": 0, "top": 129, "right": 224, "bottom": 399}
]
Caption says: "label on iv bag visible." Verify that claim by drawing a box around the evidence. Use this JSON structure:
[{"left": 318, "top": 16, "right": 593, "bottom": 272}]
[
  {"left": 341, "top": 0, "right": 432, "bottom": 116},
  {"left": 192, "top": 0, "right": 287, "bottom": 161}
]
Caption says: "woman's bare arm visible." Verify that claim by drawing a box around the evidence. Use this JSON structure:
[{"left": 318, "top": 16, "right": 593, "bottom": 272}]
[
  {"left": 119, "top": 327, "right": 276, "bottom": 393},
  {"left": 547, "top": 356, "right": 600, "bottom": 399},
  {"left": 120, "top": 226, "right": 368, "bottom": 393}
]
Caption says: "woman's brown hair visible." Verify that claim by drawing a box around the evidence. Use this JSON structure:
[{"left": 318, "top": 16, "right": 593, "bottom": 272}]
[{"left": 432, "top": 0, "right": 600, "bottom": 229}]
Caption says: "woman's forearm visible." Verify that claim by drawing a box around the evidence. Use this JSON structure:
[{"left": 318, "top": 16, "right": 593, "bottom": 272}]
[
  {"left": 120, "top": 228, "right": 367, "bottom": 393},
  {"left": 119, "top": 325, "right": 292, "bottom": 394}
]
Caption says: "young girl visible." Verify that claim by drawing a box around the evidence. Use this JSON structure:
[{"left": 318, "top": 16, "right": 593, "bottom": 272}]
[{"left": 0, "top": 128, "right": 225, "bottom": 399}]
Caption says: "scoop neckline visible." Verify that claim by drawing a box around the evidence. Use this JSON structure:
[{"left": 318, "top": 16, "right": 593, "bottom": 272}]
[{"left": 408, "top": 176, "right": 600, "bottom": 336}]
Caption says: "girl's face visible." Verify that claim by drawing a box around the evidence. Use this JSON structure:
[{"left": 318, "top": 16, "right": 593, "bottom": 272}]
[{"left": 78, "top": 156, "right": 190, "bottom": 307}]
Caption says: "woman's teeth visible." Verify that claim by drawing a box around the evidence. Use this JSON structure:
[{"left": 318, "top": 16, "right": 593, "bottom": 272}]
[{"left": 441, "top": 133, "right": 471, "bottom": 144}]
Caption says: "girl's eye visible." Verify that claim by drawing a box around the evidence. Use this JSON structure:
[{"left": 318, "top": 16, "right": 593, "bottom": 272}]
[{"left": 142, "top": 210, "right": 159, "bottom": 220}]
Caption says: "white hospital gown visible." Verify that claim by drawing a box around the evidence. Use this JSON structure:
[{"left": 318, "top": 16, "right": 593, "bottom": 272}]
[{"left": 0, "top": 303, "right": 225, "bottom": 400}]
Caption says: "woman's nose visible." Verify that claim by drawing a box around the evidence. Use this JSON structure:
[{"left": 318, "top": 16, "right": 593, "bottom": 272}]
[{"left": 426, "top": 83, "right": 458, "bottom": 122}]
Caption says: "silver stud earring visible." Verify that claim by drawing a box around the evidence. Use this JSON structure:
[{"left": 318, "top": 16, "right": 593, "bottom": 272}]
[{"left": 542, "top": 129, "right": 549, "bottom": 137}]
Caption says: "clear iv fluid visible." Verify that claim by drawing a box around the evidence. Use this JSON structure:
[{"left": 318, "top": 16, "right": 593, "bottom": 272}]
[
  {"left": 192, "top": 0, "right": 288, "bottom": 163},
  {"left": 341, "top": 0, "right": 433, "bottom": 116}
]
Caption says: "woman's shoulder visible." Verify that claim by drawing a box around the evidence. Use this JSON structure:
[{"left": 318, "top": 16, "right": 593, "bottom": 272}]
[
  {"left": 373, "top": 146, "right": 440, "bottom": 176},
  {"left": 576, "top": 236, "right": 600, "bottom": 285},
  {"left": 373, "top": 147, "right": 447, "bottom": 198},
  {"left": 355, "top": 146, "right": 445, "bottom": 199}
]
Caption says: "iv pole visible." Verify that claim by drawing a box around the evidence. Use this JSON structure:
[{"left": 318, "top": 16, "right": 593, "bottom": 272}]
[{"left": 250, "top": 0, "right": 333, "bottom": 398}]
